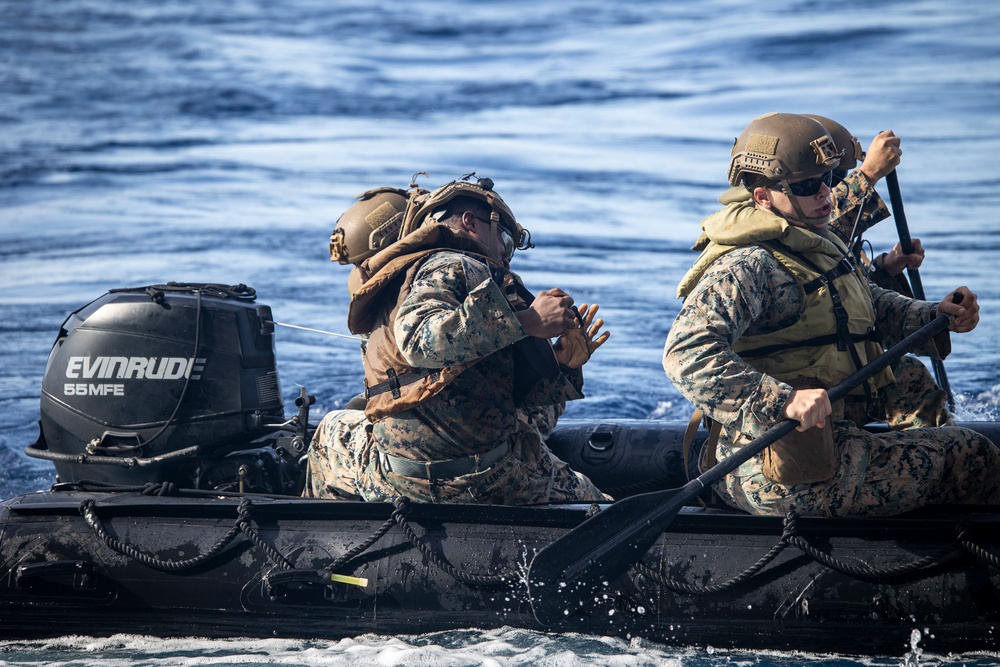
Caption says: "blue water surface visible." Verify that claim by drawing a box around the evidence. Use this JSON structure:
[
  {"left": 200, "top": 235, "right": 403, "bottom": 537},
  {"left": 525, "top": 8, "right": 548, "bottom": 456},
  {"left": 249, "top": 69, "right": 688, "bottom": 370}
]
[{"left": 2, "top": 0, "right": 1000, "bottom": 664}]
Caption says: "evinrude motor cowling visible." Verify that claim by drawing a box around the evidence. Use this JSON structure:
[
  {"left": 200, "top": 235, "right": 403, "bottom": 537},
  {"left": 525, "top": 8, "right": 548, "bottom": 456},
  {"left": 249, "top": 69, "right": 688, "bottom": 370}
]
[{"left": 29, "top": 283, "right": 288, "bottom": 486}]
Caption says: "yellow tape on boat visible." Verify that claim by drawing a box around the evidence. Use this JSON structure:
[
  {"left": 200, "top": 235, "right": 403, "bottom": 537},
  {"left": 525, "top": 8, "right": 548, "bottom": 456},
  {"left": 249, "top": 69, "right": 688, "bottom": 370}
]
[{"left": 330, "top": 573, "right": 368, "bottom": 587}]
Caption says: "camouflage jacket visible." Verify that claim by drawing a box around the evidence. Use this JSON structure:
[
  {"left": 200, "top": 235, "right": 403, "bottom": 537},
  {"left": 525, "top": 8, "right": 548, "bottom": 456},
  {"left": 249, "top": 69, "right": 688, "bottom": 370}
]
[
  {"left": 371, "top": 250, "right": 584, "bottom": 461},
  {"left": 664, "top": 204, "right": 943, "bottom": 447},
  {"left": 829, "top": 170, "right": 891, "bottom": 246}
]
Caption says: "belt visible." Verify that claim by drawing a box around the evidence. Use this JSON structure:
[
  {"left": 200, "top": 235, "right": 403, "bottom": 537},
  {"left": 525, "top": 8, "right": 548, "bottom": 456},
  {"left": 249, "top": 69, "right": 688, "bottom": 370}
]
[{"left": 378, "top": 440, "right": 512, "bottom": 480}]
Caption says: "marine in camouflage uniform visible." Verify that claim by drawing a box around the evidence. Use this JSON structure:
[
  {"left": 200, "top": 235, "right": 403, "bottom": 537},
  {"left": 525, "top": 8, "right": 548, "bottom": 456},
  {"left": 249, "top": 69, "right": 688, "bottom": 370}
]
[
  {"left": 715, "top": 119, "right": 948, "bottom": 431},
  {"left": 663, "top": 113, "right": 1000, "bottom": 517},
  {"left": 304, "top": 178, "right": 610, "bottom": 505}
]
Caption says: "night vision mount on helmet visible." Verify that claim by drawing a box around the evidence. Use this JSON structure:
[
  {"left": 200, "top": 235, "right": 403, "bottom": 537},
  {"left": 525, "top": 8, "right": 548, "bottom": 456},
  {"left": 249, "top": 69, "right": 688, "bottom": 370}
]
[{"left": 801, "top": 114, "right": 864, "bottom": 173}]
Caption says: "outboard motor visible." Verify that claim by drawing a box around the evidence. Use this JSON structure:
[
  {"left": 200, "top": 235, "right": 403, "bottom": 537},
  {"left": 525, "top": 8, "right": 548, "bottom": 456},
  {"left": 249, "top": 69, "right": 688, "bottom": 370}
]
[{"left": 27, "top": 283, "right": 296, "bottom": 489}]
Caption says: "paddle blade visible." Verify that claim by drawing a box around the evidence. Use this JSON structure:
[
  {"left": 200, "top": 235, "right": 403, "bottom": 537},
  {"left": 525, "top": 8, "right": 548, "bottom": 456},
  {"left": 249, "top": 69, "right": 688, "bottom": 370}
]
[{"left": 528, "top": 484, "right": 691, "bottom": 625}]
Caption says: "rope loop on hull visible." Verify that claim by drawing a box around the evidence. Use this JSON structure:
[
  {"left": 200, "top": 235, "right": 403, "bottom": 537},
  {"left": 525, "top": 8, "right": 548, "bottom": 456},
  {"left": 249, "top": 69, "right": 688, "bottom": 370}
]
[
  {"left": 327, "top": 497, "right": 513, "bottom": 587},
  {"left": 632, "top": 513, "right": 988, "bottom": 595},
  {"left": 79, "top": 497, "right": 294, "bottom": 572}
]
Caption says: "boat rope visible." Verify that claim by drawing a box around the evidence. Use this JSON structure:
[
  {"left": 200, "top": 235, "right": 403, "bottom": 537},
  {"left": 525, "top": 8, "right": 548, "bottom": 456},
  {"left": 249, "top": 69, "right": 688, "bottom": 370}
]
[
  {"left": 269, "top": 320, "right": 363, "bottom": 341},
  {"left": 79, "top": 498, "right": 294, "bottom": 572},
  {"left": 329, "top": 497, "right": 512, "bottom": 587},
  {"left": 140, "top": 482, "right": 178, "bottom": 496},
  {"left": 781, "top": 514, "right": 961, "bottom": 581},
  {"left": 391, "top": 497, "right": 512, "bottom": 586},
  {"left": 76, "top": 488, "right": 510, "bottom": 584},
  {"left": 633, "top": 513, "right": 969, "bottom": 595},
  {"left": 234, "top": 499, "right": 295, "bottom": 570},
  {"left": 959, "top": 527, "right": 1000, "bottom": 568},
  {"left": 633, "top": 522, "right": 792, "bottom": 595},
  {"left": 326, "top": 509, "right": 401, "bottom": 575},
  {"left": 110, "top": 282, "right": 258, "bottom": 303}
]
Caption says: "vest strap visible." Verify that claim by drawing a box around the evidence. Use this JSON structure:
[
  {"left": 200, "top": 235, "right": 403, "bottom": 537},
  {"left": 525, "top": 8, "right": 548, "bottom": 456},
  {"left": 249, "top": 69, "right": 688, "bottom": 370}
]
[
  {"left": 681, "top": 409, "right": 722, "bottom": 508},
  {"left": 365, "top": 367, "right": 439, "bottom": 400},
  {"left": 801, "top": 256, "right": 857, "bottom": 295},
  {"left": 738, "top": 329, "right": 880, "bottom": 358}
]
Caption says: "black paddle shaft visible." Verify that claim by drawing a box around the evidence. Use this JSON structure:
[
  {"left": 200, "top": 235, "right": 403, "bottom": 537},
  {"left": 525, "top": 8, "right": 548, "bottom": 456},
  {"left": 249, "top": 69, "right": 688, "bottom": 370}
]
[
  {"left": 886, "top": 170, "right": 926, "bottom": 299},
  {"left": 527, "top": 313, "right": 953, "bottom": 626},
  {"left": 886, "top": 169, "right": 953, "bottom": 407}
]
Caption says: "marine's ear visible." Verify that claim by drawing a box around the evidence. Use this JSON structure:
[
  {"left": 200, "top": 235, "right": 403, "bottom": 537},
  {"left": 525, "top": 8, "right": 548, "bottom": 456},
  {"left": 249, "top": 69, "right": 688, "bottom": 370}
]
[{"left": 752, "top": 186, "right": 774, "bottom": 211}]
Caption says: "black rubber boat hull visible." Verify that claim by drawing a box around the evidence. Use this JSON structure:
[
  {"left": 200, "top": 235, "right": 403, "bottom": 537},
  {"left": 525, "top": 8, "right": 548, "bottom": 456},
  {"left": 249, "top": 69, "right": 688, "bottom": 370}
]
[{"left": 1, "top": 486, "right": 999, "bottom": 655}]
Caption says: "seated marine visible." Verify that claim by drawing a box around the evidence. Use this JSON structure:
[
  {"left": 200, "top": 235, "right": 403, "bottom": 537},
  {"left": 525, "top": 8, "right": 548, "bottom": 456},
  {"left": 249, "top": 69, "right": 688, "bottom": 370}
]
[{"left": 304, "top": 175, "right": 611, "bottom": 505}]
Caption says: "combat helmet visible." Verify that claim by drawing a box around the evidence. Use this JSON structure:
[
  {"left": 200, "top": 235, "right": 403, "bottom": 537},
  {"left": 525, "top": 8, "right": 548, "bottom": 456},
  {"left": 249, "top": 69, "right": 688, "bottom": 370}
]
[
  {"left": 802, "top": 114, "right": 864, "bottom": 173},
  {"left": 402, "top": 174, "right": 532, "bottom": 261},
  {"left": 728, "top": 112, "right": 841, "bottom": 188},
  {"left": 328, "top": 187, "right": 409, "bottom": 266}
]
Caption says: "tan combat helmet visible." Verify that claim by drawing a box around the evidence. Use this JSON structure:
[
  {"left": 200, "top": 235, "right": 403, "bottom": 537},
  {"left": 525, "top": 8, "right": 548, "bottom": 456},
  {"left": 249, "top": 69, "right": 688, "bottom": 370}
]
[
  {"left": 801, "top": 114, "right": 864, "bottom": 173},
  {"left": 402, "top": 174, "right": 532, "bottom": 260},
  {"left": 328, "top": 187, "right": 409, "bottom": 266},
  {"left": 728, "top": 112, "right": 841, "bottom": 188}
]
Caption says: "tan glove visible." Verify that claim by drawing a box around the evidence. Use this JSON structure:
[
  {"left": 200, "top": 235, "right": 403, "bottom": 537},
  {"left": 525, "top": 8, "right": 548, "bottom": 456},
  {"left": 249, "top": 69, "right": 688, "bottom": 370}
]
[{"left": 553, "top": 303, "right": 610, "bottom": 369}]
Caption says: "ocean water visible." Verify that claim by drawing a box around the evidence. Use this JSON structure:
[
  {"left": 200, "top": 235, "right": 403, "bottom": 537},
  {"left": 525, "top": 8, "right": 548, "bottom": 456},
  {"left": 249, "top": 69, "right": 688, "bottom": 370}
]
[{"left": 2, "top": 0, "right": 1000, "bottom": 664}]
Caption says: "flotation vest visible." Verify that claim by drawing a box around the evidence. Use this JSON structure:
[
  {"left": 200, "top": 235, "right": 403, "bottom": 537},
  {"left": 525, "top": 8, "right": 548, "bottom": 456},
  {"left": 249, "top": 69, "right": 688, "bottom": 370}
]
[
  {"left": 678, "top": 201, "right": 895, "bottom": 403},
  {"left": 349, "top": 224, "right": 556, "bottom": 421}
]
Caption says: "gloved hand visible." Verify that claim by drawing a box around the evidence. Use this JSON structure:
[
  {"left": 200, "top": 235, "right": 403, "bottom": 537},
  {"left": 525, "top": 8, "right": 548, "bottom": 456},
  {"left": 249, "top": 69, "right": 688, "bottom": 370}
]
[{"left": 553, "top": 303, "right": 610, "bottom": 369}]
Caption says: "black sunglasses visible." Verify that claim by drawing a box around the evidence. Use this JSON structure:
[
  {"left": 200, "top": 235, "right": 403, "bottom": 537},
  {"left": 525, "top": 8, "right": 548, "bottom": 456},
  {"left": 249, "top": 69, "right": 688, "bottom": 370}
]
[{"left": 773, "top": 170, "right": 834, "bottom": 197}]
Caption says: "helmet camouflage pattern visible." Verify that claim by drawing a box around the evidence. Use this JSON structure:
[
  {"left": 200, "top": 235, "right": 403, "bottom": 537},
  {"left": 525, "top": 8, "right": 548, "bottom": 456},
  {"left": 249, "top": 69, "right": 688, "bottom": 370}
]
[{"left": 728, "top": 112, "right": 841, "bottom": 187}]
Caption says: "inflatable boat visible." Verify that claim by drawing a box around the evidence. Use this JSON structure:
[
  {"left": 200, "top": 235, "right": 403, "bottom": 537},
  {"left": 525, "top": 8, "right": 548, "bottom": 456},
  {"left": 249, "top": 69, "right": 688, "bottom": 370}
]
[{"left": 3, "top": 283, "right": 999, "bottom": 656}]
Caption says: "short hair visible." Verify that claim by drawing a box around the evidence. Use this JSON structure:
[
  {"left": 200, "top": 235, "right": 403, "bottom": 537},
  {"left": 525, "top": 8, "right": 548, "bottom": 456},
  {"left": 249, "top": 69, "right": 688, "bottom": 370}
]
[{"left": 741, "top": 173, "right": 775, "bottom": 192}]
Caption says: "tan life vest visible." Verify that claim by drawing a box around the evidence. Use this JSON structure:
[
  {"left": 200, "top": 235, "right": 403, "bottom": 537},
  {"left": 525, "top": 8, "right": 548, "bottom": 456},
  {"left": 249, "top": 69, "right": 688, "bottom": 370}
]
[
  {"left": 733, "top": 238, "right": 893, "bottom": 399},
  {"left": 350, "top": 224, "right": 493, "bottom": 421},
  {"left": 350, "top": 223, "right": 558, "bottom": 421},
  {"left": 678, "top": 201, "right": 893, "bottom": 394},
  {"left": 677, "top": 202, "right": 895, "bottom": 484}
]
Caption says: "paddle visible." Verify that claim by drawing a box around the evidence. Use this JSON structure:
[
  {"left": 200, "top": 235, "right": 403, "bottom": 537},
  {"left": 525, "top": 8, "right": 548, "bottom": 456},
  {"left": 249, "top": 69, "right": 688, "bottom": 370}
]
[
  {"left": 885, "top": 169, "right": 954, "bottom": 409},
  {"left": 527, "top": 312, "right": 954, "bottom": 625}
]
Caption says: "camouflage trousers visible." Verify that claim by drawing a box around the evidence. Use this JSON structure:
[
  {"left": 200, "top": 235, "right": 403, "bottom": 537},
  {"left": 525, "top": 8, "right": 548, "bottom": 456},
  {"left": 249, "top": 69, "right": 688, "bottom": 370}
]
[
  {"left": 302, "top": 409, "right": 610, "bottom": 505},
  {"left": 718, "top": 423, "right": 1000, "bottom": 517},
  {"left": 881, "top": 355, "right": 952, "bottom": 429}
]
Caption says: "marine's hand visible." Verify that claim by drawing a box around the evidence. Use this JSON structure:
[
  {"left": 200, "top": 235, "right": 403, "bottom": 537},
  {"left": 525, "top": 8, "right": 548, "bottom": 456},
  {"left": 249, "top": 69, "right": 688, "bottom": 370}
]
[
  {"left": 938, "top": 286, "right": 979, "bottom": 333},
  {"left": 516, "top": 288, "right": 576, "bottom": 338},
  {"left": 881, "top": 238, "right": 925, "bottom": 276},
  {"left": 859, "top": 130, "right": 902, "bottom": 184},
  {"left": 553, "top": 303, "right": 610, "bottom": 368},
  {"left": 781, "top": 387, "right": 831, "bottom": 432}
]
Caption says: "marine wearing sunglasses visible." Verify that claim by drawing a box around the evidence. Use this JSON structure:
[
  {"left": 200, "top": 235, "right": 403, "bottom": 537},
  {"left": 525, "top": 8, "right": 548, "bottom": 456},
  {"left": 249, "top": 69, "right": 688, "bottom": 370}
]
[{"left": 770, "top": 170, "right": 834, "bottom": 197}]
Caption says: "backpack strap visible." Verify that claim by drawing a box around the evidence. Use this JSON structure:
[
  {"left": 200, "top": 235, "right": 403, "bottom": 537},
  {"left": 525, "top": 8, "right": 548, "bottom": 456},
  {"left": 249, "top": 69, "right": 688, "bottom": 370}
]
[{"left": 682, "top": 408, "right": 723, "bottom": 508}]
